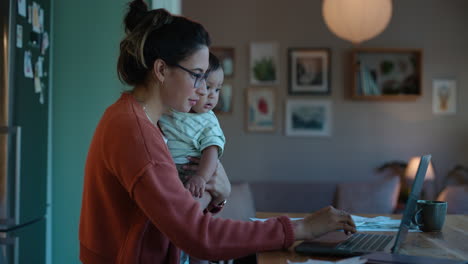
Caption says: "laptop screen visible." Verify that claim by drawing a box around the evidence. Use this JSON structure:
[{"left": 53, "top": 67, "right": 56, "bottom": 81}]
[{"left": 391, "top": 154, "right": 431, "bottom": 253}]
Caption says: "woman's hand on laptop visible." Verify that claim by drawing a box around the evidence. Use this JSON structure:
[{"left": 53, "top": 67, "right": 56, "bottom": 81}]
[{"left": 292, "top": 206, "right": 357, "bottom": 240}]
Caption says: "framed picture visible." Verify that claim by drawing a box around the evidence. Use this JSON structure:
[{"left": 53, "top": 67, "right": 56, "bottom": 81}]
[
  {"left": 433, "top": 79, "right": 456, "bottom": 115},
  {"left": 285, "top": 99, "right": 331, "bottom": 137},
  {"left": 210, "top": 47, "right": 235, "bottom": 78},
  {"left": 246, "top": 87, "right": 276, "bottom": 132},
  {"left": 250, "top": 42, "right": 279, "bottom": 85},
  {"left": 213, "top": 82, "right": 233, "bottom": 114},
  {"left": 350, "top": 48, "right": 422, "bottom": 101},
  {"left": 289, "top": 48, "right": 331, "bottom": 95}
]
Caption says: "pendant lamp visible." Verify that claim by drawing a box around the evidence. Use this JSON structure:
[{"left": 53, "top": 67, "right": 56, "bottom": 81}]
[{"left": 322, "top": 0, "right": 393, "bottom": 44}]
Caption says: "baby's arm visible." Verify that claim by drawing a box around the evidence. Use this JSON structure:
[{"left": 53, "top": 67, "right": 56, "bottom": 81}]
[{"left": 185, "top": 146, "right": 219, "bottom": 198}]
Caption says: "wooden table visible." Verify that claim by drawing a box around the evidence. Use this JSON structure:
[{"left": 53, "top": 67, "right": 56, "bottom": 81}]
[{"left": 256, "top": 212, "right": 468, "bottom": 263}]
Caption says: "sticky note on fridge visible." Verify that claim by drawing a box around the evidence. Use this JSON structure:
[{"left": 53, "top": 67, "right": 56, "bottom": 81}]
[
  {"left": 32, "top": 2, "right": 40, "bottom": 33},
  {"left": 24, "top": 51, "right": 34, "bottom": 78},
  {"left": 16, "top": 25, "right": 23, "bottom": 48},
  {"left": 18, "top": 0, "right": 27, "bottom": 17},
  {"left": 28, "top": 5, "right": 32, "bottom": 24},
  {"left": 39, "top": 91, "right": 44, "bottom": 105},
  {"left": 34, "top": 76, "right": 41, "bottom": 93},
  {"left": 39, "top": 8, "right": 44, "bottom": 33},
  {"left": 35, "top": 56, "right": 44, "bottom": 77},
  {"left": 41, "top": 32, "right": 49, "bottom": 54}
]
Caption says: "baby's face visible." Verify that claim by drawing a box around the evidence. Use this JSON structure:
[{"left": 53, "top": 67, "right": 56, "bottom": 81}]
[{"left": 192, "top": 68, "right": 224, "bottom": 113}]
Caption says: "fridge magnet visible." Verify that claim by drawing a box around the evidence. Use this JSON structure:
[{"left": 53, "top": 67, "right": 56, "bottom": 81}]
[
  {"left": 213, "top": 82, "right": 233, "bottom": 114},
  {"left": 285, "top": 99, "right": 332, "bottom": 137},
  {"left": 28, "top": 5, "right": 32, "bottom": 24},
  {"left": 18, "top": 0, "right": 27, "bottom": 17},
  {"left": 16, "top": 25, "right": 23, "bottom": 48},
  {"left": 433, "top": 79, "right": 456, "bottom": 115},
  {"left": 250, "top": 42, "right": 280, "bottom": 86},
  {"left": 24, "top": 51, "right": 34, "bottom": 78},
  {"left": 32, "top": 2, "right": 40, "bottom": 33},
  {"left": 246, "top": 87, "right": 276, "bottom": 132},
  {"left": 288, "top": 48, "right": 331, "bottom": 95}
]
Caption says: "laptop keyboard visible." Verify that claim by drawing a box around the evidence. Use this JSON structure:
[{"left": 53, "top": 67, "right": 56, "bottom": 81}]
[{"left": 336, "top": 233, "right": 394, "bottom": 252}]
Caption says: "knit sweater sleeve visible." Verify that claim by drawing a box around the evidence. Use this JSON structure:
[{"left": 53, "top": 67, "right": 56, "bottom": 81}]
[{"left": 131, "top": 162, "right": 295, "bottom": 260}]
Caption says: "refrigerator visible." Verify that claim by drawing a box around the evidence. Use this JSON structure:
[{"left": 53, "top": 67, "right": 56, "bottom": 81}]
[{"left": 1, "top": 0, "right": 50, "bottom": 263}]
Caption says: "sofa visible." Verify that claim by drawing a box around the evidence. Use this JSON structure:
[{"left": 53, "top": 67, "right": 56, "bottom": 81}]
[{"left": 217, "top": 173, "right": 401, "bottom": 221}]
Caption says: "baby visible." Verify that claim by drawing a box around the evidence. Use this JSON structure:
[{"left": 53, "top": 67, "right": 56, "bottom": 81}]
[{"left": 159, "top": 52, "right": 225, "bottom": 198}]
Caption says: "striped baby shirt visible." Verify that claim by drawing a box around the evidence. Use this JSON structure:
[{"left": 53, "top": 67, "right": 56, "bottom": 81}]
[{"left": 159, "top": 110, "right": 225, "bottom": 164}]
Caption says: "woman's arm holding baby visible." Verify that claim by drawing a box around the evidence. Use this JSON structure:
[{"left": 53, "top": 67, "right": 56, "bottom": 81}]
[{"left": 184, "top": 146, "right": 219, "bottom": 198}]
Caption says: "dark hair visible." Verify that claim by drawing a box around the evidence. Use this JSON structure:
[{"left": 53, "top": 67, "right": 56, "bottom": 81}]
[
  {"left": 207, "top": 52, "right": 221, "bottom": 73},
  {"left": 117, "top": 0, "right": 211, "bottom": 86}
]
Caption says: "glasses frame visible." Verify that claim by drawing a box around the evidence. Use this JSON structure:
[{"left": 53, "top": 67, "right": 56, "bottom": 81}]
[{"left": 174, "top": 64, "right": 209, "bottom": 89}]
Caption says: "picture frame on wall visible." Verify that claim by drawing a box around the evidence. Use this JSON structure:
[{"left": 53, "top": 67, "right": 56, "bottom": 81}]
[
  {"left": 246, "top": 87, "right": 276, "bottom": 132},
  {"left": 350, "top": 48, "right": 422, "bottom": 100},
  {"left": 433, "top": 79, "right": 456, "bottom": 115},
  {"left": 289, "top": 48, "right": 331, "bottom": 95},
  {"left": 210, "top": 47, "right": 235, "bottom": 78},
  {"left": 285, "top": 99, "right": 331, "bottom": 137},
  {"left": 250, "top": 42, "right": 279, "bottom": 86},
  {"left": 213, "top": 82, "right": 233, "bottom": 114}
]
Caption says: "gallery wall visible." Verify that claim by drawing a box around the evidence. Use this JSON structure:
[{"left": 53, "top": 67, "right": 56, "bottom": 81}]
[{"left": 182, "top": 0, "right": 468, "bottom": 190}]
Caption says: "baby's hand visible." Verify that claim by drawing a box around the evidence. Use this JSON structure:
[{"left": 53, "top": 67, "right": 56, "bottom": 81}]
[{"left": 185, "top": 176, "right": 206, "bottom": 198}]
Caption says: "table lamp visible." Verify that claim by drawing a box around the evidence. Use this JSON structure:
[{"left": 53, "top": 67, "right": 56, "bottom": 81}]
[{"left": 404, "top": 156, "right": 435, "bottom": 199}]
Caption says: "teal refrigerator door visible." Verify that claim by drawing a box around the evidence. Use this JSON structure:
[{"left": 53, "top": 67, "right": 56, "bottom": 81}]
[
  {"left": 10, "top": 0, "right": 51, "bottom": 226},
  {"left": 0, "top": 218, "right": 46, "bottom": 264}
]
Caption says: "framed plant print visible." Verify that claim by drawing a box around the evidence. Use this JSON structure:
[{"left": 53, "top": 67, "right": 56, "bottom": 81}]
[
  {"left": 433, "top": 79, "right": 456, "bottom": 115},
  {"left": 289, "top": 48, "right": 331, "bottom": 95},
  {"left": 213, "top": 82, "right": 233, "bottom": 114},
  {"left": 285, "top": 99, "right": 331, "bottom": 137},
  {"left": 250, "top": 42, "right": 279, "bottom": 86},
  {"left": 210, "top": 47, "right": 235, "bottom": 78},
  {"left": 246, "top": 87, "right": 276, "bottom": 132}
]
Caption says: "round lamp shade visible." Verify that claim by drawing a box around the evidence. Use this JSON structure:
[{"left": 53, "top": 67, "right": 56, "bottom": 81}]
[{"left": 322, "top": 0, "right": 393, "bottom": 44}]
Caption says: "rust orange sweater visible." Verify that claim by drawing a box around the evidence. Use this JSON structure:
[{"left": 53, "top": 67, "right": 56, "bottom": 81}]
[{"left": 79, "top": 93, "right": 295, "bottom": 264}]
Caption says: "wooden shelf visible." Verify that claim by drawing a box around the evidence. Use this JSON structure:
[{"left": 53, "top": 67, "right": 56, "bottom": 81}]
[{"left": 350, "top": 48, "right": 423, "bottom": 101}]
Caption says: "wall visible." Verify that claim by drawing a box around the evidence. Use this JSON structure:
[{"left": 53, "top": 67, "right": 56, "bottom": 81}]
[
  {"left": 52, "top": 0, "right": 126, "bottom": 263},
  {"left": 183, "top": 0, "right": 468, "bottom": 189},
  {"left": 50, "top": 0, "right": 467, "bottom": 263}
]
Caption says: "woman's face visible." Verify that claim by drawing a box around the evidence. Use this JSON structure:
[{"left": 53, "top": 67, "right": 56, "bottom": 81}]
[{"left": 161, "top": 46, "right": 209, "bottom": 112}]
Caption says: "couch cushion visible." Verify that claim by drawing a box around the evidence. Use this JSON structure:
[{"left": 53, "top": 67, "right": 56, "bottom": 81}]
[
  {"left": 336, "top": 176, "right": 400, "bottom": 214},
  {"left": 249, "top": 182, "right": 337, "bottom": 213},
  {"left": 216, "top": 182, "right": 256, "bottom": 221}
]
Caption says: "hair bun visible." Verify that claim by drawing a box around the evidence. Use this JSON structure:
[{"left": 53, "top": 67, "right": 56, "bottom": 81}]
[{"left": 124, "top": 0, "right": 149, "bottom": 33}]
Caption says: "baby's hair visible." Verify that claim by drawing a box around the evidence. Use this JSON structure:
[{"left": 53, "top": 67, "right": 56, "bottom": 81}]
[
  {"left": 207, "top": 52, "right": 221, "bottom": 73},
  {"left": 117, "top": 0, "right": 211, "bottom": 86}
]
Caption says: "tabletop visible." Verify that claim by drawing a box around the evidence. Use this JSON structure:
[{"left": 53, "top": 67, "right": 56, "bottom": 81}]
[{"left": 255, "top": 212, "right": 468, "bottom": 263}]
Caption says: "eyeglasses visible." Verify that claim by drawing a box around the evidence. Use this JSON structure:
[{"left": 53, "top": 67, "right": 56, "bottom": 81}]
[{"left": 174, "top": 64, "right": 209, "bottom": 89}]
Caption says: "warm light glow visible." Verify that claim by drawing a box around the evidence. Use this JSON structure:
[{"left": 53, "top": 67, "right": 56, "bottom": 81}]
[
  {"left": 405, "top": 156, "right": 435, "bottom": 180},
  {"left": 322, "top": 0, "right": 393, "bottom": 44}
]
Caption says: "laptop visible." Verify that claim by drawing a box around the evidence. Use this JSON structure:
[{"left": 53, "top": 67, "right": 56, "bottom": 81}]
[{"left": 295, "top": 154, "right": 432, "bottom": 257}]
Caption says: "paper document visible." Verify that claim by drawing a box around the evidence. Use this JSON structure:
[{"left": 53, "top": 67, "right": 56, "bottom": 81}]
[
  {"left": 287, "top": 256, "right": 366, "bottom": 264},
  {"left": 251, "top": 215, "right": 420, "bottom": 232}
]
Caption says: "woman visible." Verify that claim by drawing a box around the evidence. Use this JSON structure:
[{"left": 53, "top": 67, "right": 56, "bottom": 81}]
[{"left": 79, "top": 1, "right": 356, "bottom": 263}]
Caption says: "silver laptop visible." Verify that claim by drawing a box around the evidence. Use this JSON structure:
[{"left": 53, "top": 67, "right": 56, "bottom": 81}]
[{"left": 295, "top": 155, "right": 431, "bottom": 256}]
